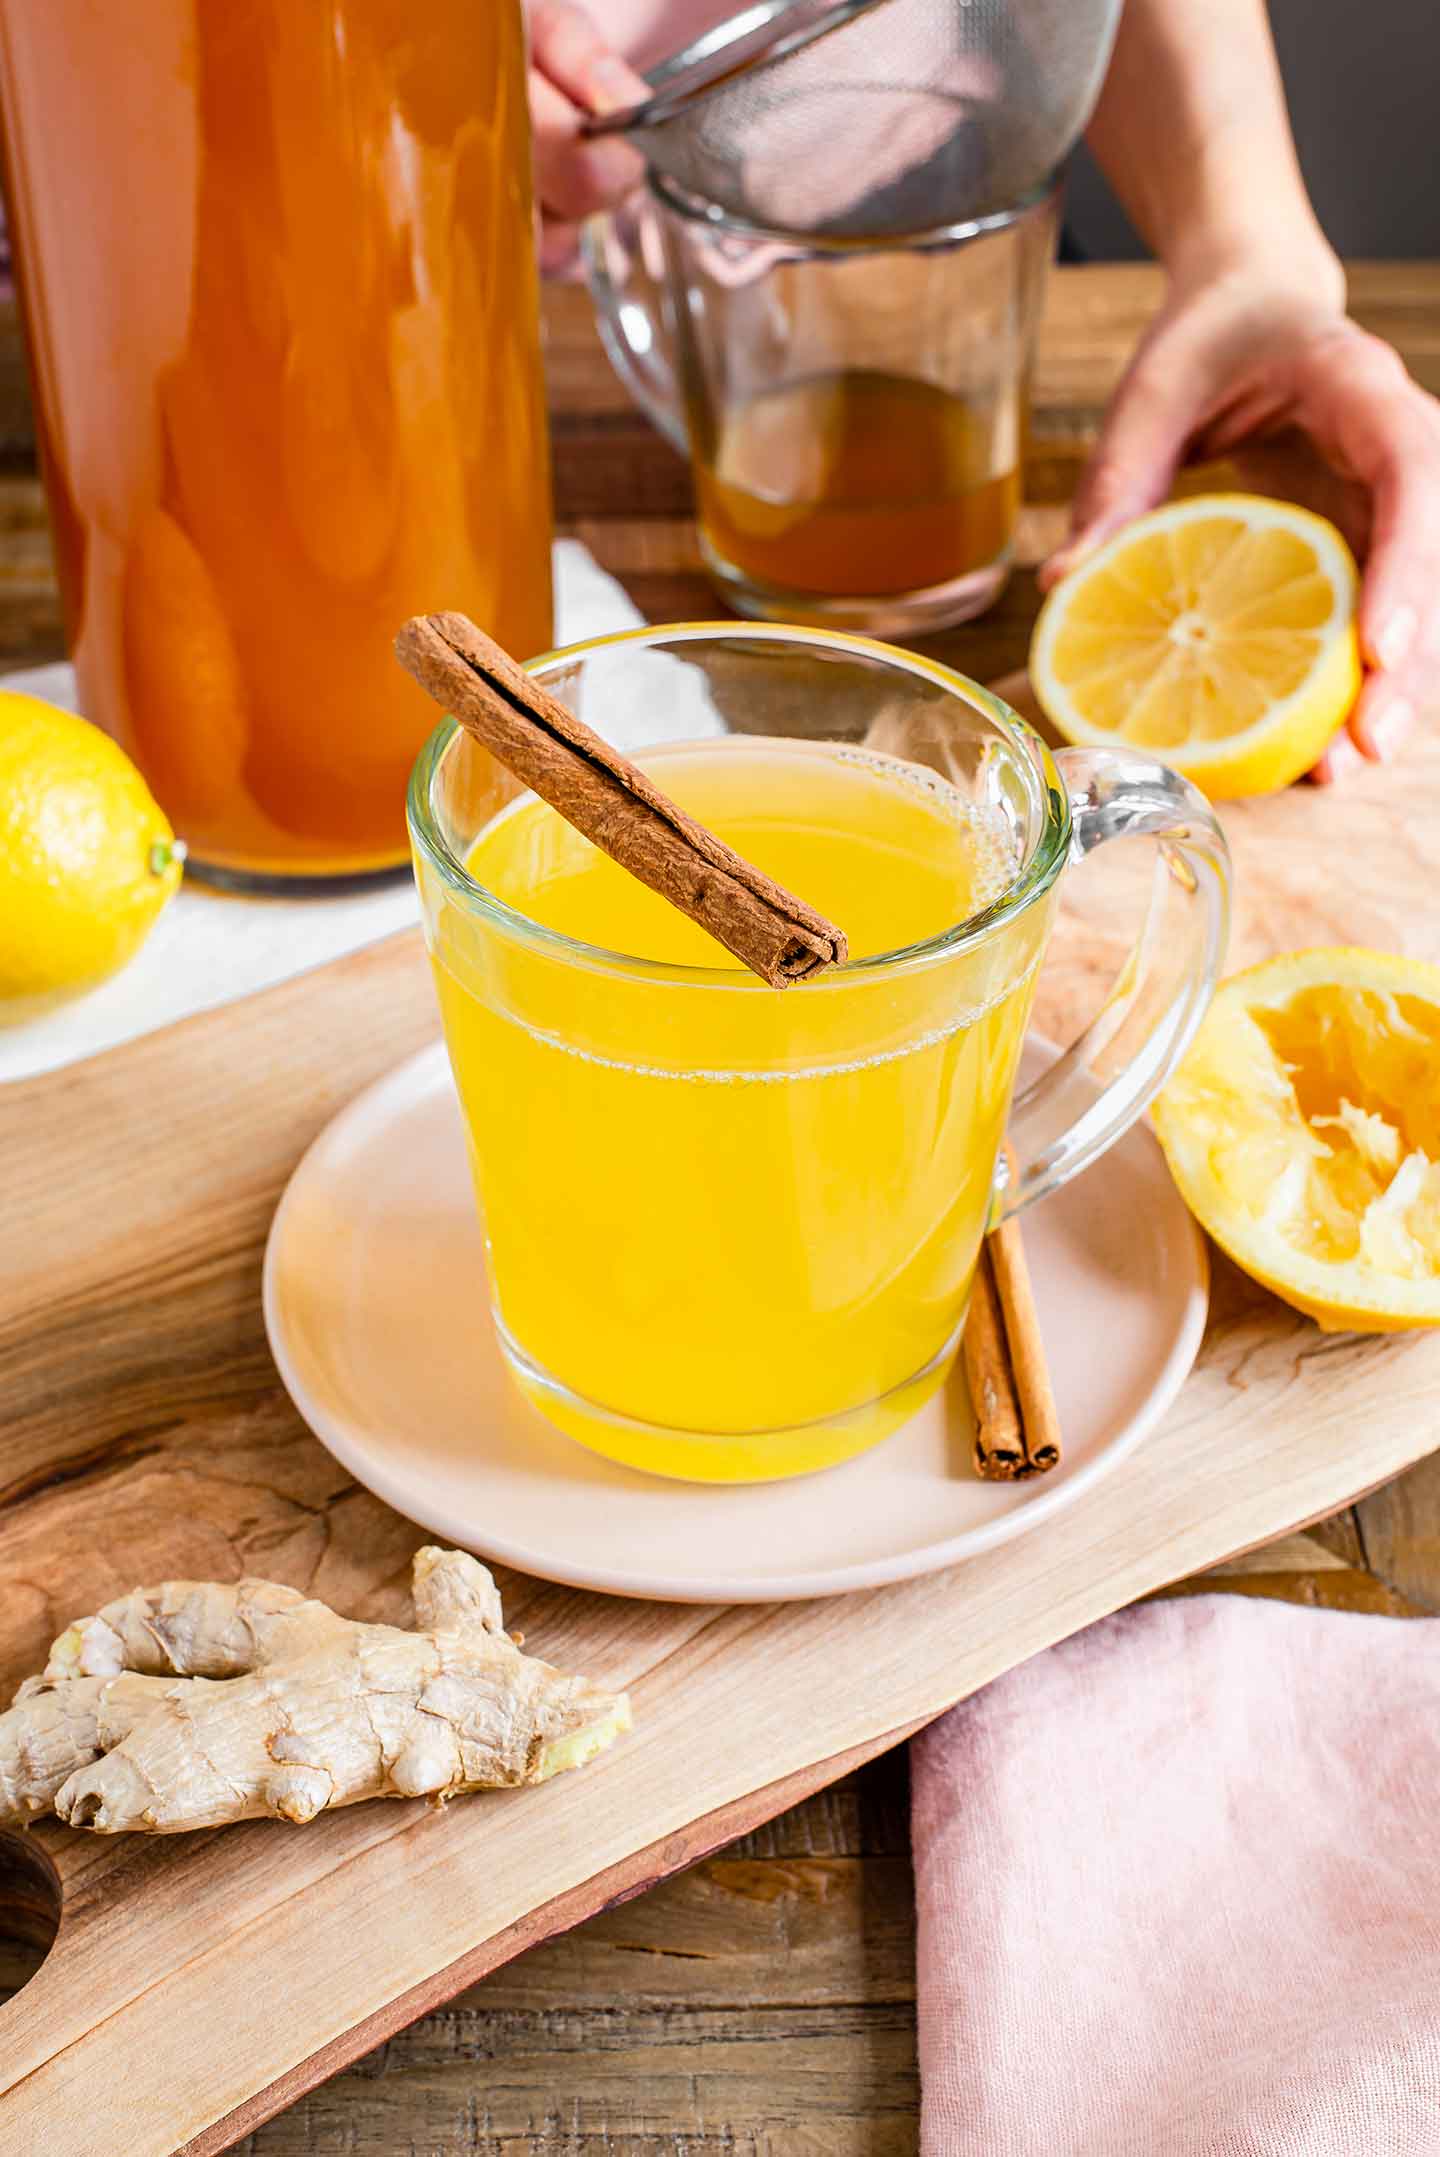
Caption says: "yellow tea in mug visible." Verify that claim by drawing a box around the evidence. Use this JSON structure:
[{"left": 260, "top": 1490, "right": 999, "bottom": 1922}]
[{"left": 430, "top": 738, "right": 1046, "bottom": 1482}]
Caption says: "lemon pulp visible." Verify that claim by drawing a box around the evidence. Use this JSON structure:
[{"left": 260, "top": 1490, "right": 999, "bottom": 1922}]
[{"left": 1153, "top": 949, "right": 1440, "bottom": 1330}]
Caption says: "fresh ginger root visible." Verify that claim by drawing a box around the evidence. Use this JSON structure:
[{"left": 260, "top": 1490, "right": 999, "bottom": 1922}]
[{"left": 0, "top": 1547, "right": 629, "bottom": 1834}]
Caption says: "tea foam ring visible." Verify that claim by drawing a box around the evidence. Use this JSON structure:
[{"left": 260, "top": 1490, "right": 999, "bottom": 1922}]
[{"left": 499, "top": 946, "right": 1042, "bottom": 1085}]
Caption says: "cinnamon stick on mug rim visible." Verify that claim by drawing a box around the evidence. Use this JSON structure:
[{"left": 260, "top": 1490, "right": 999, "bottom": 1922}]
[{"left": 395, "top": 613, "right": 848, "bottom": 987}]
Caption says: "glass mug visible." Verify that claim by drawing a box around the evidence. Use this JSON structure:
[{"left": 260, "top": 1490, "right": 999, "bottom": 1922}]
[
  {"left": 0, "top": 0, "right": 552, "bottom": 889},
  {"left": 584, "top": 179, "right": 1057, "bottom": 635},
  {"left": 410, "top": 624, "right": 1230, "bottom": 1486}
]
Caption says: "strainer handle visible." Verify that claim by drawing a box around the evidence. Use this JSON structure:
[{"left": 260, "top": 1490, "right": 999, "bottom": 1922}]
[
  {"left": 580, "top": 203, "right": 688, "bottom": 456},
  {"left": 996, "top": 749, "right": 1232, "bottom": 1222}
]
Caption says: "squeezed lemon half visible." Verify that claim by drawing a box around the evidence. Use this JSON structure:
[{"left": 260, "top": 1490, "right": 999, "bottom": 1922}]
[
  {"left": 1153, "top": 949, "right": 1440, "bottom": 1331},
  {"left": 1031, "top": 494, "right": 1362, "bottom": 798}
]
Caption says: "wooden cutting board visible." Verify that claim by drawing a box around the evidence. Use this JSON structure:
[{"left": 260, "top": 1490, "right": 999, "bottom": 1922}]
[{"left": 3, "top": 682, "right": 1440, "bottom": 2156}]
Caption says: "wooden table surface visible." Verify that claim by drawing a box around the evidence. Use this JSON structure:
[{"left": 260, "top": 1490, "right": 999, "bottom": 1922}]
[{"left": 6, "top": 265, "right": 1440, "bottom": 2156}]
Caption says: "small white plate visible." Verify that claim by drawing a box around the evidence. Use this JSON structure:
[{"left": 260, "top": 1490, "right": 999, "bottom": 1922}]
[{"left": 263, "top": 1043, "right": 1208, "bottom": 1603}]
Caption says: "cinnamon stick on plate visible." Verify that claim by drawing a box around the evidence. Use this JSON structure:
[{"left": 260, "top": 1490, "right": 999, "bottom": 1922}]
[
  {"left": 395, "top": 613, "right": 848, "bottom": 987},
  {"left": 965, "top": 1187, "right": 1062, "bottom": 1483}
]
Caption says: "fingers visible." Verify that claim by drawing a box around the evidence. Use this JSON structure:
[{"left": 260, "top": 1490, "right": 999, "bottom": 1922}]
[
  {"left": 1039, "top": 328, "right": 1215, "bottom": 590},
  {"left": 531, "top": 66, "right": 645, "bottom": 232},
  {"left": 528, "top": 0, "right": 647, "bottom": 262},
  {"left": 1284, "top": 323, "right": 1439, "bottom": 694},
  {"left": 1349, "top": 448, "right": 1440, "bottom": 760},
  {"left": 1309, "top": 728, "right": 1367, "bottom": 786},
  {"left": 1346, "top": 675, "right": 1417, "bottom": 764},
  {"left": 1347, "top": 558, "right": 1433, "bottom": 769},
  {"left": 538, "top": 214, "right": 584, "bottom": 278},
  {"left": 529, "top": 0, "right": 648, "bottom": 115},
  {"left": 1283, "top": 327, "right": 1440, "bottom": 760},
  {"left": 1309, "top": 427, "right": 1434, "bottom": 776}
]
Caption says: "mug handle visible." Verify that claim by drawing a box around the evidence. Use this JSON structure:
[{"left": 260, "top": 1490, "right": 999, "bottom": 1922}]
[
  {"left": 581, "top": 200, "right": 688, "bottom": 455},
  {"left": 998, "top": 747, "right": 1231, "bottom": 1222}
]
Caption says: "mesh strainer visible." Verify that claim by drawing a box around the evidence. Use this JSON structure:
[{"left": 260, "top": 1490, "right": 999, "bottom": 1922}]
[{"left": 584, "top": 0, "right": 1122, "bottom": 238}]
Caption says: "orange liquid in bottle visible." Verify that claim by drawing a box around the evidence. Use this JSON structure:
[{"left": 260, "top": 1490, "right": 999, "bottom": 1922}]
[
  {"left": 693, "top": 369, "right": 1018, "bottom": 602},
  {"left": 0, "top": 0, "right": 552, "bottom": 880}
]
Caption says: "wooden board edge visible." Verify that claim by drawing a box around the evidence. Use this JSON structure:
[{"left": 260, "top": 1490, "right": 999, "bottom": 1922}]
[
  {"left": 177, "top": 1713, "right": 931, "bottom": 2157},
  {"left": 1181, "top": 1476, "right": 1404, "bottom": 1579}
]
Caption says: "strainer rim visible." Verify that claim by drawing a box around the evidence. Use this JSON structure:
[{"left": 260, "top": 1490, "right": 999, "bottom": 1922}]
[
  {"left": 583, "top": 0, "right": 883, "bottom": 142},
  {"left": 644, "top": 163, "right": 1062, "bottom": 250}
]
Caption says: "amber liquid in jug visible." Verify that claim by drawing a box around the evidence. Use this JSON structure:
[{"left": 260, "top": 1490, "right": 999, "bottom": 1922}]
[
  {"left": 692, "top": 370, "right": 1019, "bottom": 603},
  {"left": 0, "top": 0, "right": 552, "bottom": 882}
]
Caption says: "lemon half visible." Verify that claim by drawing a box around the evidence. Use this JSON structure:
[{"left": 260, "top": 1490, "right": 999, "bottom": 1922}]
[
  {"left": 1031, "top": 495, "right": 1362, "bottom": 798},
  {"left": 1153, "top": 949, "right": 1440, "bottom": 1331}
]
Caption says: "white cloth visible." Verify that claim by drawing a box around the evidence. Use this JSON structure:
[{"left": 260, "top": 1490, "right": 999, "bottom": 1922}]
[{"left": 1, "top": 541, "right": 644, "bottom": 1084}]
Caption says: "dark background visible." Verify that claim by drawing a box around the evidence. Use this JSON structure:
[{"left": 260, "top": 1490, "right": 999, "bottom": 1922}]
[{"left": 1069, "top": 0, "right": 1440, "bottom": 259}]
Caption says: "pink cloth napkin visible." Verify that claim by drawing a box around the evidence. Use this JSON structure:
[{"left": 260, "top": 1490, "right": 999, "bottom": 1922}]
[{"left": 912, "top": 1595, "right": 1440, "bottom": 2156}]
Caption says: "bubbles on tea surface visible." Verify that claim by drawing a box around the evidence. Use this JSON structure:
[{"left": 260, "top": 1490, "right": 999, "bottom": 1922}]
[
  {"left": 505, "top": 942, "right": 1042, "bottom": 1086},
  {"left": 830, "top": 743, "right": 1022, "bottom": 916},
  {"left": 465, "top": 733, "right": 1028, "bottom": 972}
]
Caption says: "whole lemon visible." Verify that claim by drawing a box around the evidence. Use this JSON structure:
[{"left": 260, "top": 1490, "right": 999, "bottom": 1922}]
[{"left": 0, "top": 692, "right": 184, "bottom": 1022}]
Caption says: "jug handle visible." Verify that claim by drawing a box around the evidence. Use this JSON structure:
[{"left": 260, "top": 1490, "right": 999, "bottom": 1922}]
[{"left": 581, "top": 201, "right": 688, "bottom": 456}]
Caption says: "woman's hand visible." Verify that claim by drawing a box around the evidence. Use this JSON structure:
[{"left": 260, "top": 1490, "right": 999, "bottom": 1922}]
[
  {"left": 1040, "top": 265, "right": 1440, "bottom": 781},
  {"left": 527, "top": 1, "right": 648, "bottom": 274}
]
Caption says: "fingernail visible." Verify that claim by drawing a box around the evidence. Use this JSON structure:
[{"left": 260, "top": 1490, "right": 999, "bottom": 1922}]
[
  {"left": 588, "top": 55, "right": 642, "bottom": 113},
  {"left": 1366, "top": 698, "right": 1415, "bottom": 760},
  {"left": 1040, "top": 532, "right": 1098, "bottom": 588},
  {"left": 1373, "top": 604, "right": 1418, "bottom": 673},
  {"left": 1311, "top": 730, "right": 1363, "bottom": 785}
]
